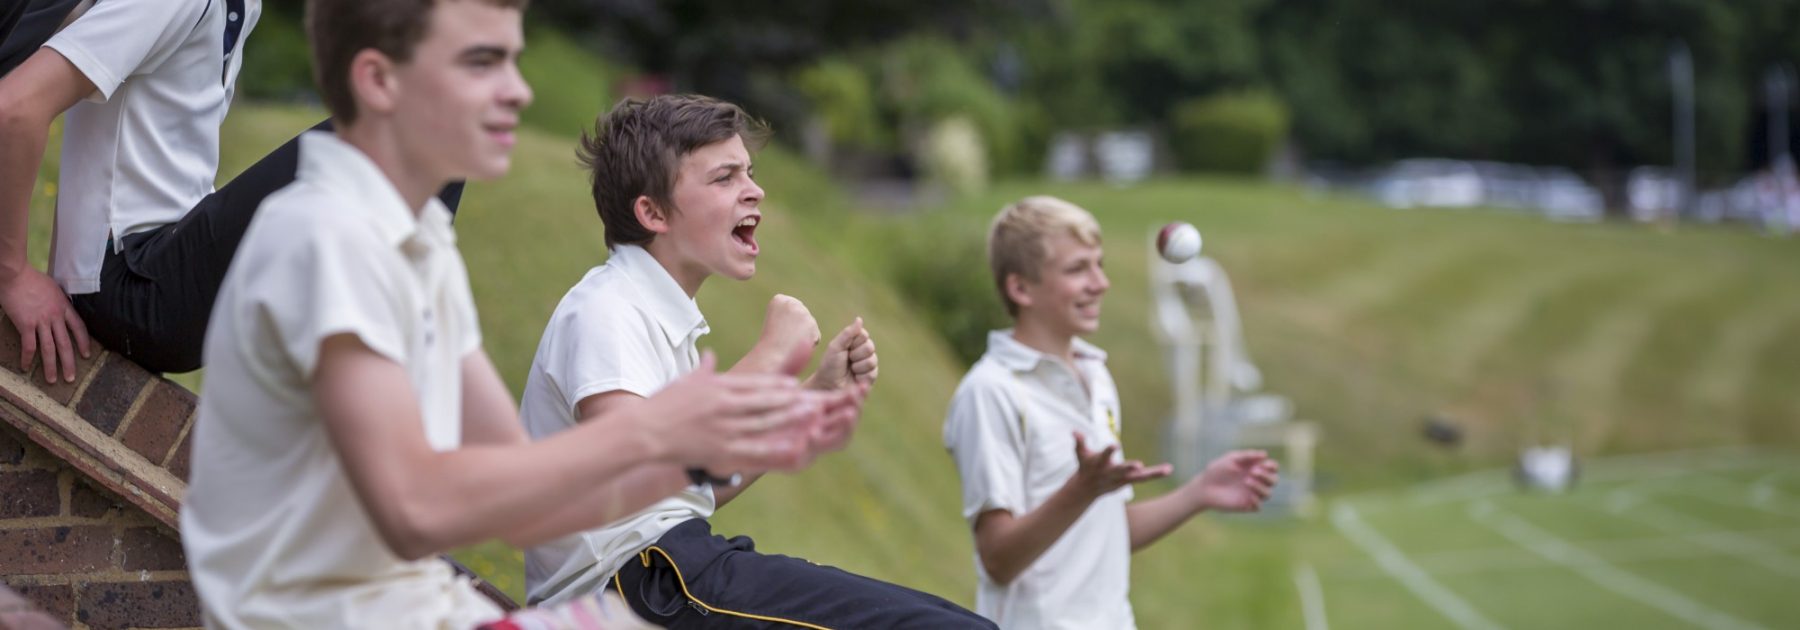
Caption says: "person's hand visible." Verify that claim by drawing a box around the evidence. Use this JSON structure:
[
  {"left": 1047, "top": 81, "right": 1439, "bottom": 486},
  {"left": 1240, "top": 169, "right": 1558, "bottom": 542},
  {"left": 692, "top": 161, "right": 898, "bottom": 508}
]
[
  {"left": 753, "top": 294, "right": 819, "bottom": 368},
  {"left": 0, "top": 266, "right": 90, "bottom": 383},
  {"left": 1186, "top": 451, "right": 1279, "bottom": 512},
  {"left": 1065, "top": 432, "right": 1171, "bottom": 500},
  {"left": 632, "top": 351, "right": 821, "bottom": 473},
  {"left": 803, "top": 382, "right": 867, "bottom": 455},
  {"left": 807, "top": 318, "right": 877, "bottom": 390}
]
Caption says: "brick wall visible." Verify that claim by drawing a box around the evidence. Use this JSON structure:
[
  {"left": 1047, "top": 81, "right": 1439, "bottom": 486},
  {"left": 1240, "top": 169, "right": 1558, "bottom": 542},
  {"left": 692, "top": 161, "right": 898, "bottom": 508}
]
[{"left": 0, "top": 314, "right": 201, "bottom": 630}]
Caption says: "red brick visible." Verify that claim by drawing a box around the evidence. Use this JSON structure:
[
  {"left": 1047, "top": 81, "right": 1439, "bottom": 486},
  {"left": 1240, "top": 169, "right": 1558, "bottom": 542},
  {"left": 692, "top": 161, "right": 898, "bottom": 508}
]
[
  {"left": 28, "top": 347, "right": 104, "bottom": 408},
  {"left": 0, "top": 470, "right": 60, "bottom": 519},
  {"left": 164, "top": 431, "right": 192, "bottom": 482},
  {"left": 5, "top": 582, "right": 74, "bottom": 625},
  {"left": 119, "top": 528, "right": 185, "bottom": 572},
  {"left": 68, "top": 481, "right": 119, "bottom": 519},
  {"left": 0, "top": 425, "right": 25, "bottom": 466},
  {"left": 76, "top": 580, "right": 199, "bottom": 629},
  {"left": 0, "top": 316, "right": 25, "bottom": 374},
  {"left": 117, "top": 383, "right": 194, "bottom": 464},
  {"left": 73, "top": 357, "right": 152, "bottom": 435},
  {"left": 0, "top": 526, "right": 113, "bottom": 575}
]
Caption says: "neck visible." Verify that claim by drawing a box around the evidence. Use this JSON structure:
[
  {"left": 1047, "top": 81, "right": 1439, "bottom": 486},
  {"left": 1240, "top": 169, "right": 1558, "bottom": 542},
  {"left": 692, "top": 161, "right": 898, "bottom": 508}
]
[
  {"left": 335, "top": 122, "right": 445, "bottom": 216},
  {"left": 1011, "top": 316, "right": 1076, "bottom": 363},
  {"left": 641, "top": 239, "right": 707, "bottom": 298}
]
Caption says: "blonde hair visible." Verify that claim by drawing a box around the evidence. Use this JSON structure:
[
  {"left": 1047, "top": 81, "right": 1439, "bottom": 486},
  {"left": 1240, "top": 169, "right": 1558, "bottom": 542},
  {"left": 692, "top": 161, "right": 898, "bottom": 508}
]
[{"left": 987, "top": 195, "right": 1103, "bottom": 317}]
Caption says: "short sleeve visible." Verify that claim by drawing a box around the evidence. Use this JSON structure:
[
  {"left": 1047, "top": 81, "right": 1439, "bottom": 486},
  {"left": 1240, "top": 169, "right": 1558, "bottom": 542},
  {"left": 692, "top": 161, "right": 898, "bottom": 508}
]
[
  {"left": 542, "top": 296, "right": 666, "bottom": 415},
  {"left": 252, "top": 227, "right": 409, "bottom": 379},
  {"left": 943, "top": 375, "right": 1029, "bottom": 523},
  {"left": 43, "top": 0, "right": 211, "bottom": 101}
]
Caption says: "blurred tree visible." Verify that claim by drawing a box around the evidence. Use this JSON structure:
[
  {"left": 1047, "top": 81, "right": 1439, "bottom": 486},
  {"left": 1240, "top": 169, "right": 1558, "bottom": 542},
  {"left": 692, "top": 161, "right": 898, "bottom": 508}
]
[{"left": 1260, "top": 0, "right": 1778, "bottom": 204}]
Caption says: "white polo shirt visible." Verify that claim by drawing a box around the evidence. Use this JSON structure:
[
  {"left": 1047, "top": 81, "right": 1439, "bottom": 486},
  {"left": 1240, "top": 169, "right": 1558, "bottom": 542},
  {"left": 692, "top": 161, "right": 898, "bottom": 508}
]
[
  {"left": 181, "top": 132, "right": 498, "bottom": 629},
  {"left": 519, "top": 244, "right": 715, "bottom": 606},
  {"left": 43, "top": 0, "right": 260, "bottom": 294},
  {"left": 943, "top": 330, "right": 1137, "bottom": 630}
]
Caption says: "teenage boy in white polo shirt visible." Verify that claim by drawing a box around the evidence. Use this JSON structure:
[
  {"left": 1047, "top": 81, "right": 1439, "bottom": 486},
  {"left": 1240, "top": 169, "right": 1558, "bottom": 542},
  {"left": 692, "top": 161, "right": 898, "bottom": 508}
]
[
  {"left": 519, "top": 94, "right": 996, "bottom": 628},
  {"left": 0, "top": 0, "right": 465, "bottom": 379},
  {"left": 181, "top": 2, "right": 846, "bottom": 628},
  {"left": 943, "top": 196, "right": 1282, "bottom": 629}
]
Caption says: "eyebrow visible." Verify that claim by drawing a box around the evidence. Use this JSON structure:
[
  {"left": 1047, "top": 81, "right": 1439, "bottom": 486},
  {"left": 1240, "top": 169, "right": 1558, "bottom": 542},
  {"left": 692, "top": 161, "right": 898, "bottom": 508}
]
[
  {"left": 458, "top": 45, "right": 514, "bottom": 63},
  {"left": 708, "top": 161, "right": 751, "bottom": 176}
]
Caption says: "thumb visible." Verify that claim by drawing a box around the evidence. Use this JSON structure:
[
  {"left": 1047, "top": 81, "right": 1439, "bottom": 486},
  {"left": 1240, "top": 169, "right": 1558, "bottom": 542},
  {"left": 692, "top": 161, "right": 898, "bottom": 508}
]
[
  {"left": 696, "top": 349, "right": 718, "bottom": 373},
  {"left": 829, "top": 318, "right": 862, "bottom": 351}
]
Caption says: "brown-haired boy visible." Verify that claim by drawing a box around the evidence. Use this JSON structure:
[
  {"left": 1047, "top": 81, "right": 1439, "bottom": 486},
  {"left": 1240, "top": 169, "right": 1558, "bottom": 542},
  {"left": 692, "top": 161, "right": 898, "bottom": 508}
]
[{"left": 519, "top": 94, "right": 994, "bottom": 628}]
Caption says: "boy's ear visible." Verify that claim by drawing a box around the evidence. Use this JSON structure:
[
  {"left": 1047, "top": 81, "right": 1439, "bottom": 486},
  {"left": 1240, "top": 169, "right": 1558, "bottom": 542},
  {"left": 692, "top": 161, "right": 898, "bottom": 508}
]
[
  {"left": 1004, "top": 272, "right": 1034, "bottom": 310},
  {"left": 348, "top": 49, "right": 399, "bottom": 117},
  {"left": 634, "top": 196, "right": 670, "bottom": 235}
]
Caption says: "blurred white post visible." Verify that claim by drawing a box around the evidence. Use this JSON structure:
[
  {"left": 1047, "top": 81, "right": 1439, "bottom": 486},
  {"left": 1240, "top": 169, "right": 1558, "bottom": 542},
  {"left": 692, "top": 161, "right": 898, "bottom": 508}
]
[
  {"left": 1148, "top": 234, "right": 1317, "bottom": 516},
  {"left": 1669, "top": 41, "right": 1696, "bottom": 222}
]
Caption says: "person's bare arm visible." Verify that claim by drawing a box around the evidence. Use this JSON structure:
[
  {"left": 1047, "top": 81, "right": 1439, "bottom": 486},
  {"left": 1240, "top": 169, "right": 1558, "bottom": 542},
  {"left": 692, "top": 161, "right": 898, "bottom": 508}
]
[
  {"left": 315, "top": 337, "right": 813, "bottom": 559},
  {"left": 972, "top": 433, "right": 1170, "bottom": 584},
  {"left": 1125, "top": 451, "right": 1277, "bottom": 551},
  {"left": 0, "top": 48, "right": 94, "bottom": 383}
]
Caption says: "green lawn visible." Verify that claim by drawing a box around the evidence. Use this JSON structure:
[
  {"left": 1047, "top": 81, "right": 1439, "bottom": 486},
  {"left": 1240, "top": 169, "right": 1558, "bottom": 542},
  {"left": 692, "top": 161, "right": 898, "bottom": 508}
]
[{"left": 30, "top": 99, "right": 1800, "bottom": 626}]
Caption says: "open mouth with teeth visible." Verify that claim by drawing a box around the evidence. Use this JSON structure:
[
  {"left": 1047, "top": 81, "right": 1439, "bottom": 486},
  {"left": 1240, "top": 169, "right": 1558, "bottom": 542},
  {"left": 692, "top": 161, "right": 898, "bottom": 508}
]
[{"left": 732, "top": 215, "right": 761, "bottom": 254}]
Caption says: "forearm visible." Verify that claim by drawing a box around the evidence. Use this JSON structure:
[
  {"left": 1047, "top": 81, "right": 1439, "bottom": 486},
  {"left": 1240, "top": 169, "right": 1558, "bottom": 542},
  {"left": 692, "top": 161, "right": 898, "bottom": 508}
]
[
  {"left": 976, "top": 483, "right": 1102, "bottom": 584},
  {"left": 354, "top": 419, "right": 667, "bottom": 559},
  {"left": 1125, "top": 486, "right": 1205, "bottom": 551},
  {"left": 0, "top": 114, "right": 49, "bottom": 277},
  {"left": 501, "top": 461, "right": 689, "bottom": 548}
]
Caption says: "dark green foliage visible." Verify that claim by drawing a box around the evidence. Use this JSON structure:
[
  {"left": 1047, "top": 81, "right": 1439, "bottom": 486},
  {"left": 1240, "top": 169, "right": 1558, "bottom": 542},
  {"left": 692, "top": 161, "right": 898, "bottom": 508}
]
[
  {"left": 885, "top": 215, "right": 1010, "bottom": 367},
  {"left": 1168, "top": 92, "right": 1290, "bottom": 175}
]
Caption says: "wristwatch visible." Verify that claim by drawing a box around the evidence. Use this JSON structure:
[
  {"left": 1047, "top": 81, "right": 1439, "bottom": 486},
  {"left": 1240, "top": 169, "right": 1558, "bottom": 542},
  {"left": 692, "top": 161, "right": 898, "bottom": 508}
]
[{"left": 686, "top": 467, "right": 741, "bottom": 488}]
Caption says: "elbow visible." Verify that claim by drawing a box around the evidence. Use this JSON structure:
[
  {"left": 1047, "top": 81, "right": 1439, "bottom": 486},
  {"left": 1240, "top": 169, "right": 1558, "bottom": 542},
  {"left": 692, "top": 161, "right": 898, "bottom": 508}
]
[
  {"left": 374, "top": 498, "right": 454, "bottom": 561},
  {"left": 980, "top": 555, "right": 1022, "bottom": 586}
]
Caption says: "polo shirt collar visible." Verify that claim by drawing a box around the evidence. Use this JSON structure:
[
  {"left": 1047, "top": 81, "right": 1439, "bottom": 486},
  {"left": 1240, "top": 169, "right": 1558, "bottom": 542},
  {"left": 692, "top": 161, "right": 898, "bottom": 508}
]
[
  {"left": 985, "top": 329, "right": 1108, "bottom": 373},
  {"left": 609, "top": 244, "right": 708, "bottom": 346},
  {"left": 297, "top": 131, "right": 452, "bottom": 248}
]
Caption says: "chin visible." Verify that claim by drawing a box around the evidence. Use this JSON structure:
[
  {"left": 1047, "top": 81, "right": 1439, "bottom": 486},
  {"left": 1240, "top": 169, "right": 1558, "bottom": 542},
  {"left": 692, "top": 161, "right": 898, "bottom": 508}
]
[{"left": 725, "top": 262, "right": 757, "bottom": 281}]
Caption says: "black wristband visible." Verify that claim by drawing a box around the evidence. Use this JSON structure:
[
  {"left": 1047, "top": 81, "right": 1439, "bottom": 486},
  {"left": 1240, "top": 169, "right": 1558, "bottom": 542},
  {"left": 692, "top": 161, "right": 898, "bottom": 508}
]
[{"left": 687, "top": 467, "right": 741, "bottom": 487}]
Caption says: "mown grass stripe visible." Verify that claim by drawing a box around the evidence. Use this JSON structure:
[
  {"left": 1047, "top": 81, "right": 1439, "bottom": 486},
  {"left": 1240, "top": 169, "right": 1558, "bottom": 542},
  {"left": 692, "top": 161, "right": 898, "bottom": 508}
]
[{"left": 1467, "top": 501, "right": 1767, "bottom": 630}]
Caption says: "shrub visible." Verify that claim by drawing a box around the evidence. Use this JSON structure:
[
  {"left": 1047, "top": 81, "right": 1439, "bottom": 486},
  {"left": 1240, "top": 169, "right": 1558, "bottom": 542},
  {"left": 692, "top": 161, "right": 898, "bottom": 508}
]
[
  {"left": 1168, "top": 91, "right": 1290, "bottom": 175},
  {"left": 885, "top": 215, "right": 1010, "bottom": 367}
]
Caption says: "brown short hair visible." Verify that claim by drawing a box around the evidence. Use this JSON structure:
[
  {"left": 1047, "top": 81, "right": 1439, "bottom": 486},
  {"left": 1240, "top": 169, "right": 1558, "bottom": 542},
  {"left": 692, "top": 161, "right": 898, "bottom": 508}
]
[
  {"left": 576, "top": 94, "right": 770, "bottom": 250},
  {"left": 306, "top": 0, "right": 529, "bottom": 125},
  {"left": 988, "top": 196, "right": 1104, "bottom": 317}
]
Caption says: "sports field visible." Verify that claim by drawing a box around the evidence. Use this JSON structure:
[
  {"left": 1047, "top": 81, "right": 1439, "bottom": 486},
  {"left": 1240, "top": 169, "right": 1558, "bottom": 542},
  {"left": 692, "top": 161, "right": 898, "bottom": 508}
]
[{"left": 1313, "top": 450, "right": 1800, "bottom": 629}]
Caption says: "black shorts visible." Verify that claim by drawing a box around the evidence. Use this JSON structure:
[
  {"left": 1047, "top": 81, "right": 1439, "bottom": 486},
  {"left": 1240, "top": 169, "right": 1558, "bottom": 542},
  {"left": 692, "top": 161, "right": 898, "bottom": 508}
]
[{"left": 609, "top": 519, "right": 995, "bottom": 629}]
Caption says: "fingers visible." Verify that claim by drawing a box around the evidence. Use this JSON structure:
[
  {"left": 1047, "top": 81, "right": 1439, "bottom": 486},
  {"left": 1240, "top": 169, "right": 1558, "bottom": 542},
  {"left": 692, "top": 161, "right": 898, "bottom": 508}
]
[
  {"left": 35, "top": 325, "right": 56, "bottom": 384},
  {"left": 50, "top": 319, "right": 73, "bottom": 383},
  {"left": 65, "top": 307, "right": 90, "bottom": 359},
  {"left": 696, "top": 349, "right": 718, "bottom": 373},
  {"left": 19, "top": 321, "right": 38, "bottom": 378},
  {"left": 1122, "top": 462, "right": 1173, "bottom": 484}
]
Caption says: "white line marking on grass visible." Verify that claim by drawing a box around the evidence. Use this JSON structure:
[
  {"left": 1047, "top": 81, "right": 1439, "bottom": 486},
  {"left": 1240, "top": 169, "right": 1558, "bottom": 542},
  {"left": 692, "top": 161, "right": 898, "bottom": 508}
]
[
  {"left": 1332, "top": 503, "right": 1505, "bottom": 630},
  {"left": 1669, "top": 475, "right": 1800, "bottom": 520},
  {"left": 1406, "top": 448, "right": 1777, "bottom": 506},
  {"left": 1325, "top": 527, "right": 1800, "bottom": 580},
  {"left": 1467, "top": 500, "right": 1768, "bottom": 630},
  {"left": 1603, "top": 479, "right": 1800, "bottom": 579},
  {"left": 1294, "top": 562, "right": 1330, "bottom": 630}
]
